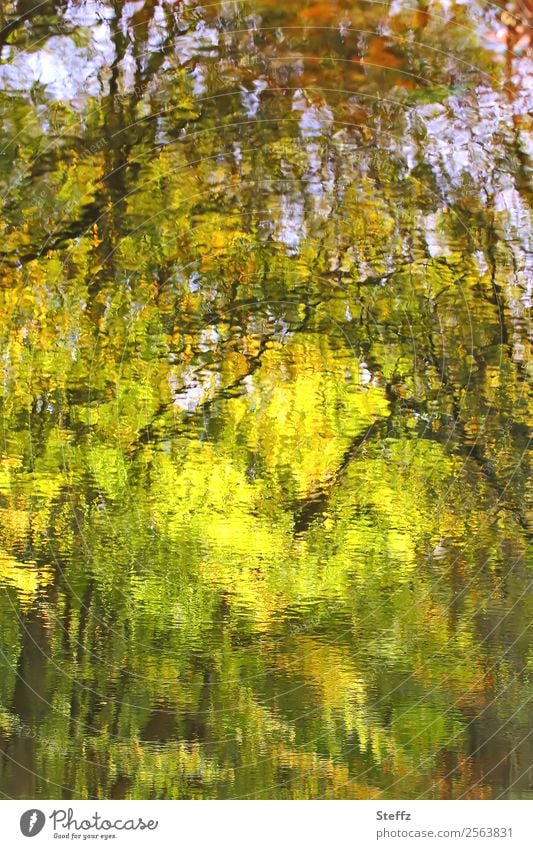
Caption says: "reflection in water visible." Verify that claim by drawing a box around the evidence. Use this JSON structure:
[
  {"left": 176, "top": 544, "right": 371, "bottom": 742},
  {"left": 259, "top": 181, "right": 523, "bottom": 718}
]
[{"left": 0, "top": 0, "right": 531, "bottom": 800}]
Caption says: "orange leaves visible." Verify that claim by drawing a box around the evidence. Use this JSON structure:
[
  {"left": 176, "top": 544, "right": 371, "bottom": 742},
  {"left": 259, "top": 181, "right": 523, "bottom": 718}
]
[
  {"left": 363, "top": 36, "right": 405, "bottom": 70},
  {"left": 299, "top": 2, "right": 341, "bottom": 25},
  {"left": 91, "top": 223, "right": 102, "bottom": 248}
]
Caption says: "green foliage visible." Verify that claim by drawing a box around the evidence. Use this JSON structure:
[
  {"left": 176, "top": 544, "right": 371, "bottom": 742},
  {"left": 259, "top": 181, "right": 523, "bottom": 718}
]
[{"left": 0, "top": 0, "right": 530, "bottom": 801}]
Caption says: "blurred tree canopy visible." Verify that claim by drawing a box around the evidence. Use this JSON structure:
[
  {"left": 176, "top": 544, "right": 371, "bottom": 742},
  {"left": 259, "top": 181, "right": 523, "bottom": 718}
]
[{"left": 0, "top": 0, "right": 530, "bottom": 799}]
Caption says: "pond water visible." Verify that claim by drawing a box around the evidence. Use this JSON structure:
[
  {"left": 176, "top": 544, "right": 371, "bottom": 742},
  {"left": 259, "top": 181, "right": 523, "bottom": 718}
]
[{"left": 0, "top": 0, "right": 531, "bottom": 799}]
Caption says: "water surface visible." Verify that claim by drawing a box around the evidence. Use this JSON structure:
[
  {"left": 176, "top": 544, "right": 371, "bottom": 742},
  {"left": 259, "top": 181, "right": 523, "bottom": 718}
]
[{"left": 0, "top": 0, "right": 531, "bottom": 799}]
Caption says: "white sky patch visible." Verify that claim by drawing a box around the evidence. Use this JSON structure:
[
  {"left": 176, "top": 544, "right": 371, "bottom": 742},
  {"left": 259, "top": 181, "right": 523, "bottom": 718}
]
[
  {"left": 0, "top": 37, "right": 103, "bottom": 100},
  {"left": 174, "top": 22, "right": 219, "bottom": 65},
  {"left": 424, "top": 212, "right": 452, "bottom": 258},
  {"left": 64, "top": 0, "right": 114, "bottom": 26},
  {"left": 360, "top": 362, "right": 372, "bottom": 385},
  {"left": 274, "top": 195, "right": 306, "bottom": 253},
  {"left": 190, "top": 66, "right": 207, "bottom": 97},
  {"left": 240, "top": 78, "right": 268, "bottom": 118},
  {"left": 170, "top": 368, "right": 218, "bottom": 414},
  {"left": 292, "top": 90, "right": 334, "bottom": 138}
]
